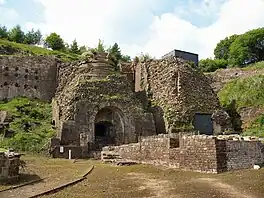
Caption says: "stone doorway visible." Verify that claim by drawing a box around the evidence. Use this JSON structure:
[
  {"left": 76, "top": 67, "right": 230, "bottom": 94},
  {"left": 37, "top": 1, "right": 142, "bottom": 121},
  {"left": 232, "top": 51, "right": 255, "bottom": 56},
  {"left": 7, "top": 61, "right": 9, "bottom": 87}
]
[
  {"left": 93, "top": 107, "right": 124, "bottom": 150},
  {"left": 94, "top": 121, "right": 115, "bottom": 150}
]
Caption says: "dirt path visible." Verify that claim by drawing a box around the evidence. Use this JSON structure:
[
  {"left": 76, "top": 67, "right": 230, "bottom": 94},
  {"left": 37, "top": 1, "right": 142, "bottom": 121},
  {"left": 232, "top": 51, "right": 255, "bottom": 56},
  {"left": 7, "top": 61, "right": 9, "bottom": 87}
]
[
  {"left": 127, "top": 172, "right": 259, "bottom": 198},
  {"left": 127, "top": 172, "right": 181, "bottom": 198},
  {"left": 196, "top": 178, "right": 257, "bottom": 198}
]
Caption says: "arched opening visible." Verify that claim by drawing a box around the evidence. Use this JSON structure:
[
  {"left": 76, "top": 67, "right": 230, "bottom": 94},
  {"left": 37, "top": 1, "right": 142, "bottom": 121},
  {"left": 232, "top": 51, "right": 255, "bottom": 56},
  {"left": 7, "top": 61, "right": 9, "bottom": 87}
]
[
  {"left": 93, "top": 107, "right": 125, "bottom": 150},
  {"left": 94, "top": 121, "right": 115, "bottom": 149},
  {"left": 95, "top": 121, "right": 113, "bottom": 137}
]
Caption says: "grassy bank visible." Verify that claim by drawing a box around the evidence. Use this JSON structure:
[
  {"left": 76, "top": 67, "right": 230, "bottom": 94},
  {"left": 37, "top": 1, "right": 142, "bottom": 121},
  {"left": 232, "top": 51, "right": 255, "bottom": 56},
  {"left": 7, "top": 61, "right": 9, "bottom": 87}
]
[
  {"left": 0, "top": 97, "right": 55, "bottom": 152},
  {"left": 0, "top": 39, "right": 79, "bottom": 61},
  {"left": 218, "top": 75, "right": 264, "bottom": 136}
]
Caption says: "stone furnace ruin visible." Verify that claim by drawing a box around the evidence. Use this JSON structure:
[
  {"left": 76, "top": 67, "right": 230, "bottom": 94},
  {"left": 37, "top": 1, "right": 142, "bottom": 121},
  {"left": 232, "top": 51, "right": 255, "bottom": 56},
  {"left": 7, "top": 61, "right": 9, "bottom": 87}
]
[{"left": 1, "top": 50, "right": 263, "bottom": 173}]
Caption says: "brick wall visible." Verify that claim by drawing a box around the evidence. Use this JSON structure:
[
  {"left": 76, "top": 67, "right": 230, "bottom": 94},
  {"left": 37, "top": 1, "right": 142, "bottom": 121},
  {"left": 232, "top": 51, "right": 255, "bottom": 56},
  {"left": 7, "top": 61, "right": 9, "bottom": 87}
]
[
  {"left": 0, "top": 152, "right": 20, "bottom": 181},
  {"left": 169, "top": 136, "right": 218, "bottom": 173},
  {"left": 0, "top": 56, "right": 58, "bottom": 101},
  {"left": 225, "top": 141, "right": 263, "bottom": 170},
  {"left": 102, "top": 134, "right": 264, "bottom": 173}
]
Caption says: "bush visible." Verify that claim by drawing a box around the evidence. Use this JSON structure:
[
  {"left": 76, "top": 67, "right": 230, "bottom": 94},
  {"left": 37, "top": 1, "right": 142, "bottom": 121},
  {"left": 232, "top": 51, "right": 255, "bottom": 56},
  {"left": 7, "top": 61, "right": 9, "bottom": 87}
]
[
  {"left": 0, "top": 97, "right": 55, "bottom": 153},
  {"left": 218, "top": 75, "right": 264, "bottom": 110},
  {"left": 198, "top": 58, "right": 228, "bottom": 72},
  {"left": 229, "top": 27, "right": 264, "bottom": 66}
]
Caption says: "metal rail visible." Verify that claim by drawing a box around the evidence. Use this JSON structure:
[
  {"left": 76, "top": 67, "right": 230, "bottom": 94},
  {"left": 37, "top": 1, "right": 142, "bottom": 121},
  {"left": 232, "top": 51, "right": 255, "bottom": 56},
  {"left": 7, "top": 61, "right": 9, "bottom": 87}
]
[{"left": 29, "top": 165, "right": 94, "bottom": 198}]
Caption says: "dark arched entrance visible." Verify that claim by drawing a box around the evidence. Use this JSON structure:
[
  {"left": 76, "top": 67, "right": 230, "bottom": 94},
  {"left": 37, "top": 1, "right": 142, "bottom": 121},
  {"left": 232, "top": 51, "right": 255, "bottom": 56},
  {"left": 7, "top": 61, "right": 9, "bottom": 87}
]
[
  {"left": 93, "top": 106, "right": 126, "bottom": 150},
  {"left": 94, "top": 121, "right": 115, "bottom": 150}
]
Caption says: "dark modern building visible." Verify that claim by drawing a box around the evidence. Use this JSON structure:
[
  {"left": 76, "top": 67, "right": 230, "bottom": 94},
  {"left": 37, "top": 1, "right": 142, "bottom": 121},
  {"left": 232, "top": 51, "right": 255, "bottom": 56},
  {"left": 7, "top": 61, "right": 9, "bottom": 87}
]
[{"left": 162, "top": 49, "right": 199, "bottom": 66}]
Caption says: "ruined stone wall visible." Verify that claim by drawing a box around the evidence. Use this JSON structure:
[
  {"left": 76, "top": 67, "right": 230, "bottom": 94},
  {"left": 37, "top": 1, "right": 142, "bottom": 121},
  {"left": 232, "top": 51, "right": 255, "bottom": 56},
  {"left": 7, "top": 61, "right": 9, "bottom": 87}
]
[
  {"left": 0, "top": 56, "right": 58, "bottom": 101},
  {"left": 169, "top": 136, "right": 218, "bottom": 173},
  {"left": 135, "top": 57, "right": 223, "bottom": 131},
  {"left": 0, "top": 152, "right": 20, "bottom": 181},
  {"left": 225, "top": 140, "right": 263, "bottom": 170},
  {"left": 102, "top": 134, "right": 264, "bottom": 173},
  {"left": 102, "top": 134, "right": 171, "bottom": 166},
  {"left": 53, "top": 53, "right": 156, "bottom": 153}
]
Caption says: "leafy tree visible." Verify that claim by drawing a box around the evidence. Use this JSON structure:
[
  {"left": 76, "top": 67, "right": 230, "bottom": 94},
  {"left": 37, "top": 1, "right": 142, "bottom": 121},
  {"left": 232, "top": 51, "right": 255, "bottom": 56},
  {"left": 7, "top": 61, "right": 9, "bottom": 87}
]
[
  {"left": 79, "top": 45, "right": 87, "bottom": 54},
  {"left": 96, "top": 39, "right": 105, "bottom": 53},
  {"left": 8, "top": 25, "right": 25, "bottom": 43},
  {"left": 45, "top": 32, "right": 65, "bottom": 51},
  {"left": 229, "top": 28, "right": 264, "bottom": 66},
  {"left": 214, "top": 34, "right": 239, "bottom": 60},
  {"left": 199, "top": 58, "right": 228, "bottom": 72},
  {"left": 121, "top": 55, "right": 131, "bottom": 62},
  {"left": 107, "top": 42, "right": 122, "bottom": 65},
  {"left": 24, "top": 29, "right": 42, "bottom": 45},
  {"left": 0, "top": 25, "right": 8, "bottom": 39},
  {"left": 70, "top": 39, "right": 80, "bottom": 54}
]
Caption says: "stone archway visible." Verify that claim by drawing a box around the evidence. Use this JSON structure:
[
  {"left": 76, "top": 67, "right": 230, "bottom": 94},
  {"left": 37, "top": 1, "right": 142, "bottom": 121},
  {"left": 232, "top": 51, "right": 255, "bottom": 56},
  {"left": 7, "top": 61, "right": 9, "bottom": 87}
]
[{"left": 93, "top": 106, "right": 125, "bottom": 150}]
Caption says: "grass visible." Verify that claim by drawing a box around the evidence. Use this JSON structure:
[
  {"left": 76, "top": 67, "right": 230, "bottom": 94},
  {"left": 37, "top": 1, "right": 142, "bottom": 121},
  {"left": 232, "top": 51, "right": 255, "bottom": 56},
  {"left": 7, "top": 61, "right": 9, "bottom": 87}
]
[
  {"left": 0, "top": 97, "right": 55, "bottom": 152},
  {"left": 243, "top": 114, "right": 264, "bottom": 137},
  {"left": 0, "top": 155, "right": 262, "bottom": 198},
  {"left": 242, "top": 61, "right": 264, "bottom": 71},
  {"left": 218, "top": 75, "right": 264, "bottom": 110},
  {"left": 218, "top": 75, "right": 264, "bottom": 137},
  {"left": 0, "top": 148, "right": 7, "bottom": 152},
  {"left": 0, "top": 39, "right": 79, "bottom": 62}
]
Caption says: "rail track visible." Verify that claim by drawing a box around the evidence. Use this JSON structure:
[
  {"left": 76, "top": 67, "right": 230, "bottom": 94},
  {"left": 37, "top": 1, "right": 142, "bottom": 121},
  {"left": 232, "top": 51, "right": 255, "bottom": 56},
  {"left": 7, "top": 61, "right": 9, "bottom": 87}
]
[{"left": 0, "top": 165, "right": 94, "bottom": 198}]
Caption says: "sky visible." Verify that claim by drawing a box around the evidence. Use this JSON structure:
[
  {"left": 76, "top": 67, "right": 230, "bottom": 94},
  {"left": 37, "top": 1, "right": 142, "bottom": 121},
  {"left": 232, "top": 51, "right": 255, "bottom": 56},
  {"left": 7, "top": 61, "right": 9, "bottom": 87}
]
[{"left": 0, "top": 0, "right": 264, "bottom": 59}]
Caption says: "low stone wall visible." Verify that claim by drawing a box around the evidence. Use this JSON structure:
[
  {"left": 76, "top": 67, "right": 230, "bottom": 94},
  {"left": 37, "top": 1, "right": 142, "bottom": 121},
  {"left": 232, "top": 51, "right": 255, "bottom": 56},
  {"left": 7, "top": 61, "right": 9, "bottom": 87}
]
[
  {"left": 0, "top": 152, "right": 21, "bottom": 181},
  {"left": 103, "top": 134, "right": 171, "bottom": 166},
  {"left": 102, "top": 134, "right": 264, "bottom": 173},
  {"left": 225, "top": 140, "right": 264, "bottom": 170},
  {"left": 169, "top": 136, "right": 218, "bottom": 173}
]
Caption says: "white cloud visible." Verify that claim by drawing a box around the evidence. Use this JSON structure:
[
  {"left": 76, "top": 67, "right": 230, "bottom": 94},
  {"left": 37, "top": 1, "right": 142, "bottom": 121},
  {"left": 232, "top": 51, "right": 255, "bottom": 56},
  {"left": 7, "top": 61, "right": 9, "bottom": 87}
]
[
  {"left": 29, "top": 0, "right": 264, "bottom": 59},
  {"left": 142, "top": 0, "right": 264, "bottom": 59},
  {"left": 0, "top": 0, "right": 6, "bottom": 5},
  {"left": 0, "top": 4, "right": 19, "bottom": 27}
]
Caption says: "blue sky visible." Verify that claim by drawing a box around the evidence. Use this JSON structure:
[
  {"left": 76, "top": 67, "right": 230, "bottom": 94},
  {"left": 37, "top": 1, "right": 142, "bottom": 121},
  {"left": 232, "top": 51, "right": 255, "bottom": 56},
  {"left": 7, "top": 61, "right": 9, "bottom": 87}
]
[{"left": 0, "top": 0, "right": 264, "bottom": 58}]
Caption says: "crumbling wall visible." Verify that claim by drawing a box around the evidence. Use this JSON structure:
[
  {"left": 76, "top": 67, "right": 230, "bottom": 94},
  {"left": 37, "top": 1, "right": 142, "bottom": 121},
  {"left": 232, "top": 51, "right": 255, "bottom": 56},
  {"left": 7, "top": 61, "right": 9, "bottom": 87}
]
[
  {"left": 0, "top": 152, "right": 21, "bottom": 181},
  {"left": 225, "top": 140, "right": 264, "bottom": 170},
  {"left": 135, "top": 57, "right": 228, "bottom": 132},
  {"left": 0, "top": 56, "right": 58, "bottom": 101},
  {"left": 102, "top": 134, "right": 264, "bottom": 173},
  {"left": 53, "top": 53, "right": 156, "bottom": 156}
]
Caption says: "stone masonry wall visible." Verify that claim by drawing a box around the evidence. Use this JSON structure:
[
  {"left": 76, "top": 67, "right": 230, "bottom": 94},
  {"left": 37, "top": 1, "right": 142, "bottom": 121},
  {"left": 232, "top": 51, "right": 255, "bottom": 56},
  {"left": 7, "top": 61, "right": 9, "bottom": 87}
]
[
  {"left": 0, "top": 56, "right": 58, "bottom": 101},
  {"left": 0, "top": 152, "right": 20, "bottom": 181},
  {"left": 135, "top": 57, "right": 223, "bottom": 131},
  {"left": 169, "top": 136, "right": 218, "bottom": 173},
  {"left": 103, "top": 134, "right": 264, "bottom": 173},
  {"left": 225, "top": 140, "right": 263, "bottom": 170}
]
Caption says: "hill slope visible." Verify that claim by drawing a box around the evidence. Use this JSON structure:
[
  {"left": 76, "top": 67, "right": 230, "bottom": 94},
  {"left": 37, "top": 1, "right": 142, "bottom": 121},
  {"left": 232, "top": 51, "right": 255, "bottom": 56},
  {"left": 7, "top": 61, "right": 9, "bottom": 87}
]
[
  {"left": 213, "top": 62, "right": 264, "bottom": 137},
  {"left": 0, "top": 97, "right": 55, "bottom": 152},
  {"left": 0, "top": 39, "right": 79, "bottom": 61}
]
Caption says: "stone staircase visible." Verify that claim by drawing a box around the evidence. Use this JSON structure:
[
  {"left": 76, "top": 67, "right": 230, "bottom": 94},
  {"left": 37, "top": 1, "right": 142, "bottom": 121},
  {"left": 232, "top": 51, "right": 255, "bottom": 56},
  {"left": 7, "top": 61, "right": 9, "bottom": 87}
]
[
  {"left": 101, "top": 150, "right": 123, "bottom": 163},
  {"left": 101, "top": 150, "right": 137, "bottom": 166}
]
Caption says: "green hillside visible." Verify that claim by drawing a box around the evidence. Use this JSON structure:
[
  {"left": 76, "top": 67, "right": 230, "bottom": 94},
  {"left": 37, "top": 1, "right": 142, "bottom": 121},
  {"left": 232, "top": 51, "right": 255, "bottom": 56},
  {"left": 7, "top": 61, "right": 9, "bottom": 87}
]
[
  {"left": 0, "top": 39, "right": 79, "bottom": 61},
  {"left": 218, "top": 74, "right": 264, "bottom": 137},
  {"left": 0, "top": 97, "right": 55, "bottom": 152}
]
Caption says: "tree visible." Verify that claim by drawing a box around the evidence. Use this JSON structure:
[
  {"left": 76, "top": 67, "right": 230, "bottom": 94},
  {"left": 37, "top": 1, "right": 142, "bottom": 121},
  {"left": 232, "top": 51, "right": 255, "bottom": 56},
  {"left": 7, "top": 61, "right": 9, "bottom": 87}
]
[
  {"left": 214, "top": 34, "right": 239, "bottom": 60},
  {"left": 229, "top": 28, "right": 264, "bottom": 66},
  {"left": 45, "top": 32, "right": 65, "bottom": 51},
  {"left": 8, "top": 25, "right": 25, "bottom": 43},
  {"left": 79, "top": 45, "right": 87, "bottom": 54},
  {"left": 198, "top": 58, "right": 228, "bottom": 72},
  {"left": 96, "top": 39, "right": 105, "bottom": 53},
  {"left": 121, "top": 55, "right": 131, "bottom": 62},
  {"left": 24, "top": 29, "right": 42, "bottom": 45},
  {"left": 70, "top": 39, "right": 80, "bottom": 54},
  {"left": 107, "top": 42, "right": 122, "bottom": 65},
  {"left": 0, "top": 25, "right": 8, "bottom": 39}
]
